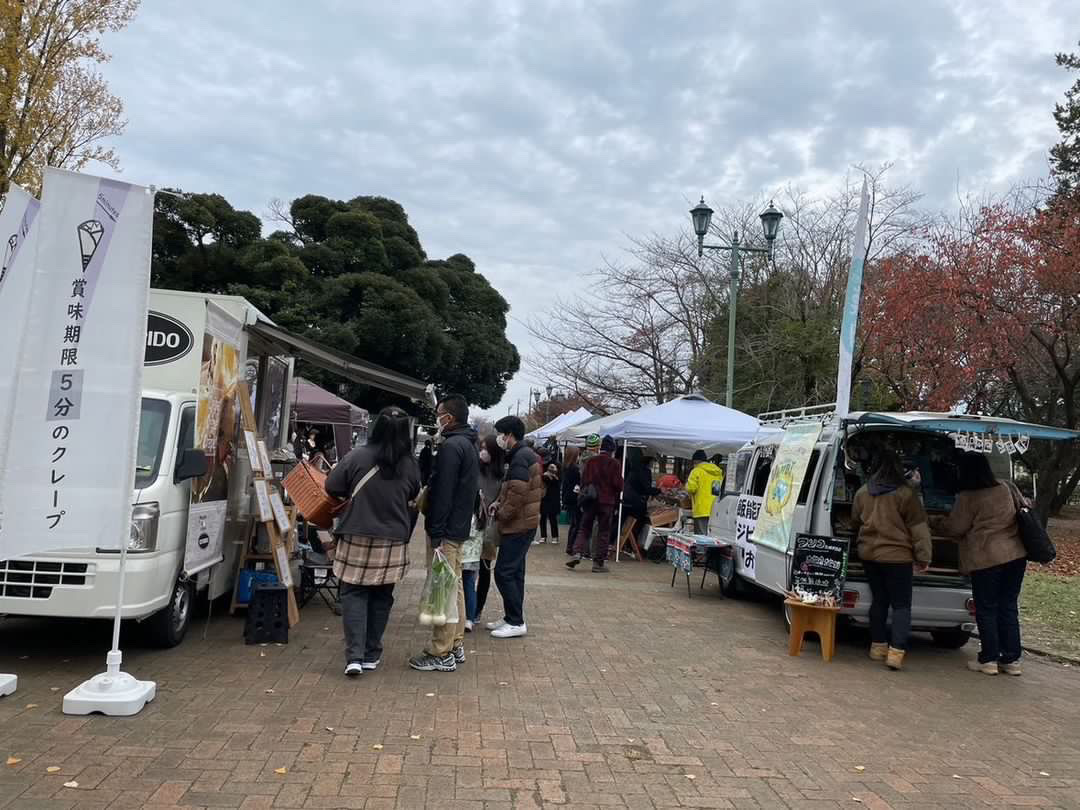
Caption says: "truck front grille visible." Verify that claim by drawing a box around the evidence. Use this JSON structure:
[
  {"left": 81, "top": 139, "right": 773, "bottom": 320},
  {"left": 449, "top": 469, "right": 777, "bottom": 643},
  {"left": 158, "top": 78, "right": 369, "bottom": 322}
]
[{"left": 0, "top": 560, "right": 92, "bottom": 599}]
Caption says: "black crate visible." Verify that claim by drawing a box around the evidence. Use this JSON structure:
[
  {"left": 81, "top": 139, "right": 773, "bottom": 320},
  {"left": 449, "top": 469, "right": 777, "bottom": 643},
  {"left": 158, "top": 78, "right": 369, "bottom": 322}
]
[{"left": 243, "top": 583, "right": 289, "bottom": 644}]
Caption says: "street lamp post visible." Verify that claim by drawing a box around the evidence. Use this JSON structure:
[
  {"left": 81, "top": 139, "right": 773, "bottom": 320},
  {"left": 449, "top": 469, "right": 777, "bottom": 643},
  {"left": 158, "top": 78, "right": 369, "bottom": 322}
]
[{"left": 689, "top": 198, "right": 783, "bottom": 408}]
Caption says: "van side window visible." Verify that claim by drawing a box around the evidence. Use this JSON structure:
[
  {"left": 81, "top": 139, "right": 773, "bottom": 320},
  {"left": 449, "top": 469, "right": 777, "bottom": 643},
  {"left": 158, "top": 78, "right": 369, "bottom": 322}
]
[
  {"left": 797, "top": 450, "right": 821, "bottom": 505},
  {"left": 177, "top": 406, "right": 195, "bottom": 452},
  {"left": 733, "top": 450, "right": 752, "bottom": 492},
  {"left": 749, "top": 455, "right": 773, "bottom": 497}
]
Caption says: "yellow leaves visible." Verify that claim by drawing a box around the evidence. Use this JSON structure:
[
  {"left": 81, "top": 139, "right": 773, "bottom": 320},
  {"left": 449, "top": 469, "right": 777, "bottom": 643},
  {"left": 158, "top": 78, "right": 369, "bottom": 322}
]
[
  {"left": 46, "top": 766, "right": 61, "bottom": 773},
  {"left": 371, "top": 744, "right": 383, "bottom": 751},
  {"left": 6, "top": 756, "right": 21, "bottom": 766},
  {"left": 63, "top": 780, "right": 79, "bottom": 788},
  {"left": 274, "top": 767, "right": 287, "bottom": 775}
]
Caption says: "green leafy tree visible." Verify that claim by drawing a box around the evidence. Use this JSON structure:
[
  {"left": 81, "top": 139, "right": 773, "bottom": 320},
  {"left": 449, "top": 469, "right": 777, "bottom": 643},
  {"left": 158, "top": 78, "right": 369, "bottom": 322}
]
[
  {"left": 1051, "top": 42, "right": 1080, "bottom": 198},
  {"left": 153, "top": 190, "right": 519, "bottom": 412}
]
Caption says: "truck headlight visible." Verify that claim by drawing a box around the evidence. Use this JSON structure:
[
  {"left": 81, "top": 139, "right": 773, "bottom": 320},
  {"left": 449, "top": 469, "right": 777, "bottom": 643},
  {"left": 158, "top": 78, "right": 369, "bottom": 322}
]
[{"left": 129, "top": 502, "right": 160, "bottom": 552}]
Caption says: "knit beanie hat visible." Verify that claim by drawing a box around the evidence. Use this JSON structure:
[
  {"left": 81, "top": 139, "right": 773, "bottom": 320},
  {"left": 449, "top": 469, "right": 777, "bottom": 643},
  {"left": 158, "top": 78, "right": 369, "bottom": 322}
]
[
  {"left": 586, "top": 433, "right": 601, "bottom": 449},
  {"left": 601, "top": 435, "right": 616, "bottom": 453}
]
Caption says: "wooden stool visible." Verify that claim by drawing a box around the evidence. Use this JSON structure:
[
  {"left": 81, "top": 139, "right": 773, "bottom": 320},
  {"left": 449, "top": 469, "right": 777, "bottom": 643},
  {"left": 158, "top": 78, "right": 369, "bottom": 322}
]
[{"left": 785, "top": 598, "right": 839, "bottom": 662}]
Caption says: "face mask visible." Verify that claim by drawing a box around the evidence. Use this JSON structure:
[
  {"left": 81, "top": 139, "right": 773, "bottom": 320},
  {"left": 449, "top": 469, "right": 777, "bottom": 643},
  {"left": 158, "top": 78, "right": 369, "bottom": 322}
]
[
  {"left": 495, "top": 435, "right": 508, "bottom": 451},
  {"left": 436, "top": 413, "right": 452, "bottom": 434},
  {"left": 479, "top": 448, "right": 491, "bottom": 463}
]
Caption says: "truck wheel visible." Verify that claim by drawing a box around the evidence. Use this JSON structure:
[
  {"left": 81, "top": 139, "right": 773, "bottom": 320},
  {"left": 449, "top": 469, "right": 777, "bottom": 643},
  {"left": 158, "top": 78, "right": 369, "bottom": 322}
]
[
  {"left": 144, "top": 578, "right": 193, "bottom": 648},
  {"left": 930, "top": 629, "right": 971, "bottom": 649},
  {"left": 717, "top": 556, "right": 741, "bottom": 597}
]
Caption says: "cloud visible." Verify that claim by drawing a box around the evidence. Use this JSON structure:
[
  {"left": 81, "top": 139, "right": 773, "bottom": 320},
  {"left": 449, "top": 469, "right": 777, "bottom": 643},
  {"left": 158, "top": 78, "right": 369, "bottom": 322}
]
[{"left": 98, "top": 0, "right": 1078, "bottom": 415}]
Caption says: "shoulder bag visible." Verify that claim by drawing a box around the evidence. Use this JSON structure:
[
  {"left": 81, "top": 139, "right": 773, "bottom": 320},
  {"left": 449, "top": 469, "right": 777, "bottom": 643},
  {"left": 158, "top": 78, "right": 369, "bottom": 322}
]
[{"left": 1007, "top": 483, "right": 1056, "bottom": 565}]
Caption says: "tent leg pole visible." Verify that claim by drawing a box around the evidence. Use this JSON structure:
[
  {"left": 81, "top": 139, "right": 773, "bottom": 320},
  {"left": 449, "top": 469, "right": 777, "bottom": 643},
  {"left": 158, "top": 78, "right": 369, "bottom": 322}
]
[{"left": 616, "top": 440, "right": 627, "bottom": 563}]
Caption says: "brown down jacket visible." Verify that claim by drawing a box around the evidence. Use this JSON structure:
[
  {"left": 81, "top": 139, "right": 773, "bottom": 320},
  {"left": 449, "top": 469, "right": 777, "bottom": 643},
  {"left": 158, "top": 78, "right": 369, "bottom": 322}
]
[{"left": 496, "top": 443, "right": 543, "bottom": 535}]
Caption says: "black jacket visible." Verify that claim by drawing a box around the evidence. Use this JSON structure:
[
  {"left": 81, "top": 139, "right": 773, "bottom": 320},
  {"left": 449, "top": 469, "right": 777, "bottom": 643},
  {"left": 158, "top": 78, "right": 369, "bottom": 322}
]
[
  {"left": 426, "top": 424, "right": 480, "bottom": 543},
  {"left": 623, "top": 462, "right": 660, "bottom": 514},
  {"left": 325, "top": 446, "right": 421, "bottom": 542},
  {"left": 561, "top": 463, "right": 581, "bottom": 510}
]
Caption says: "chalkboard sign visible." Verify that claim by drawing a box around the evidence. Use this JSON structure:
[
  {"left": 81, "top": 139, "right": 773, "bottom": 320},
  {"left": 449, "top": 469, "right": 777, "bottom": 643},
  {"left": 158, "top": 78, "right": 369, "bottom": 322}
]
[{"left": 790, "top": 534, "right": 849, "bottom": 601}]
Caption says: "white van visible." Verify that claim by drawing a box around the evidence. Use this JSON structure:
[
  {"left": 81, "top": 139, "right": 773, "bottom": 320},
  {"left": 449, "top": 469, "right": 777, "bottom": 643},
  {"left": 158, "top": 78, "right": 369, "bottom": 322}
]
[
  {"left": 0, "top": 290, "right": 294, "bottom": 647},
  {"left": 709, "top": 408, "right": 1077, "bottom": 647}
]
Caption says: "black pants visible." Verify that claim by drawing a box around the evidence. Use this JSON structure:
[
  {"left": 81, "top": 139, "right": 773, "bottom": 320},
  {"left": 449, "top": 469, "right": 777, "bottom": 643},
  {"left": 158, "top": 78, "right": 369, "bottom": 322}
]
[
  {"left": 863, "top": 561, "right": 913, "bottom": 650},
  {"left": 575, "top": 505, "right": 614, "bottom": 561},
  {"left": 971, "top": 557, "right": 1026, "bottom": 664},
  {"left": 340, "top": 582, "right": 395, "bottom": 664},
  {"left": 565, "top": 504, "right": 580, "bottom": 553},
  {"left": 539, "top": 505, "right": 560, "bottom": 540},
  {"left": 476, "top": 560, "right": 493, "bottom": 617},
  {"left": 495, "top": 530, "right": 533, "bottom": 626}
]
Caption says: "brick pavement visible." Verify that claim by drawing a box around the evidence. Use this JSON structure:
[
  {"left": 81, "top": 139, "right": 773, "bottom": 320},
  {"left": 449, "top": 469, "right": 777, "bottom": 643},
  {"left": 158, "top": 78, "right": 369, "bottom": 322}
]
[{"left": 2, "top": 533, "right": 1079, "bottom": 809}]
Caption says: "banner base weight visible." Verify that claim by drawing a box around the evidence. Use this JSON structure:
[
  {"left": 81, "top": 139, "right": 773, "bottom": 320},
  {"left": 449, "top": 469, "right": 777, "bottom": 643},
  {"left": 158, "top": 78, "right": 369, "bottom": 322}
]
[
  {"left": 0, "top": 673, "right": 16, "bottom": 697},
  {"left": 62, "top": 651, "right": 155, "bottom": 716}
]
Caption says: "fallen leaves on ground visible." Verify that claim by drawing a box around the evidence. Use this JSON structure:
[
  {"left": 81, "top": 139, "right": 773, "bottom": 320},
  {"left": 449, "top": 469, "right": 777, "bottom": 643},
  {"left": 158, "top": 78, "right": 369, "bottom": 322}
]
[
  {"left": 6, "top": 757, "right": 21, "bottom": 766},
  {"left": 46, "top": 766, "right": 60, "bottom": 773},
  {"left": 63, "top": 781, "right": 78, "bottom": 788},
  {"left": 274, "top": 767, "right": 287, "bottom": 775}
]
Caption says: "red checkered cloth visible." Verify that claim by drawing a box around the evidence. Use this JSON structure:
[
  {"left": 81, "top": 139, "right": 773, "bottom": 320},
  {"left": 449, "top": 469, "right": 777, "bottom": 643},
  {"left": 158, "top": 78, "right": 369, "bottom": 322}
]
[{"left": 332, "top": 535, "right": 409, "bottom": 586}]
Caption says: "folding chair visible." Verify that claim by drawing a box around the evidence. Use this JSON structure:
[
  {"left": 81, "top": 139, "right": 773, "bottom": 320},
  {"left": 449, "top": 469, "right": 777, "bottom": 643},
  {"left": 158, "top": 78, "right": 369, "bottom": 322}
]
[{"left": 298, "top": 525, "right": 341, "bottom": 615}]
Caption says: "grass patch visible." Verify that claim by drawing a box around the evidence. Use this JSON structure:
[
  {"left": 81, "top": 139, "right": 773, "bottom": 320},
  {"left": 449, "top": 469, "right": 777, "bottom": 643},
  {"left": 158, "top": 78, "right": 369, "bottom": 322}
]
[{"left": 1019, "top": 571, "right": 1080, "bottom": 660}]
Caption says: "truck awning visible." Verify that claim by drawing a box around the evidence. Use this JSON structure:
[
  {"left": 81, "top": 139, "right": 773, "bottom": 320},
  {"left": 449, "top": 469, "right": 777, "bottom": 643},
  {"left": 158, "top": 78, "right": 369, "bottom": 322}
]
[
  {"left": 846, "top": 411, "right": 1079, "bottom": 442},
  {"left": 246, "top": 320, "right": 432, "bottom": 404}
]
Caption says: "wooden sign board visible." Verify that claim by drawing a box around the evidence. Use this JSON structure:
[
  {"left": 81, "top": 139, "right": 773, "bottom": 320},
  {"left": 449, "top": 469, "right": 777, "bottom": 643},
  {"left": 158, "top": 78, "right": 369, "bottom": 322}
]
[{"left": 790, "top": 534, "right": 848, "bottom": 601}]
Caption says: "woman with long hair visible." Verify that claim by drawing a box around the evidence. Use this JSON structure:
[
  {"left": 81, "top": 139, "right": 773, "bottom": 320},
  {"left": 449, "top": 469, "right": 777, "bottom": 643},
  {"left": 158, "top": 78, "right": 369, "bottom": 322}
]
[
  {"left": 325, "top": 406, "right": 420, "bottom": 677},
  {"left": 561, "top": 446, "right": 582, "bottom": 554},
  {"left": 472, "top": 433, "right": 505, "bottom": 623},
  {"left": 935, "top": 452, "right": 1028, "bottom": 675},
  {"left": 850, "top": 445, "right": 932, "bottom": 671}
]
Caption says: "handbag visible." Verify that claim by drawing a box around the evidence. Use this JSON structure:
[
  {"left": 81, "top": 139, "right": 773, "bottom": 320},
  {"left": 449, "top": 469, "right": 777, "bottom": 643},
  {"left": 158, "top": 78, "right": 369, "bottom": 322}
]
[
  {"left": 284, "top": 460, "right": 377, "bottom": 529},
  {"left": 1007, "top": 483, "right": 1056, "bottom": 564},
  {"left": 579, "top": 483, "right": 598, "bottom": 508}
]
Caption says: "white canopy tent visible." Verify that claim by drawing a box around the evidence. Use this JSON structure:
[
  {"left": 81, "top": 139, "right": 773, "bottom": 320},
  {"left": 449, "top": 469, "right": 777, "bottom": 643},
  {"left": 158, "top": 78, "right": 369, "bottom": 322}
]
[
  {"left": 527, "top": 406, "right": 594, "bottom": 442},
  {"left": 559, "top": 395, "right": 761, "bottom": 561}
]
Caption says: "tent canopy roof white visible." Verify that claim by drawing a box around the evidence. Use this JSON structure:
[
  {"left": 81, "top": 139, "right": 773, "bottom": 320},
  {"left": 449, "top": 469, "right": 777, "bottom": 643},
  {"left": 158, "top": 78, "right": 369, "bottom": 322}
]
[
  {"left": 560, "top": 395, "right": 758, "bottom": 458},
  {"left": 526, "top": 406, "right": 593, "bottom": 441}
]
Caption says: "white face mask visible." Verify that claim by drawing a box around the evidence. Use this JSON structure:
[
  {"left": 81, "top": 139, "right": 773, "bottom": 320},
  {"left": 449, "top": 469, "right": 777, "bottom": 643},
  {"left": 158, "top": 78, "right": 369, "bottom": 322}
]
[
  {"left": 479, "top": 448, "right": 491, "bottom": 463},
  {"left": 495, "top": 435, "right": 509, "bottom": 451}
]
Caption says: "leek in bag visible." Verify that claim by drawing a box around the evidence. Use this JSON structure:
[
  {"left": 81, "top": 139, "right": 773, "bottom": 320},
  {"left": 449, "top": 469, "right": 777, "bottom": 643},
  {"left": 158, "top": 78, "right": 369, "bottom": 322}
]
[{"left": 418, "top": 548, "right": 460, "bottom": 626}]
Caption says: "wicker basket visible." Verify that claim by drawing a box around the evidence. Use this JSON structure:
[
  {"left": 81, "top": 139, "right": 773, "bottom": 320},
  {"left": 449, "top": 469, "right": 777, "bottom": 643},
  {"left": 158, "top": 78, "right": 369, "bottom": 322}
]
[{"left": 282, "top": 461, "right": 343, "bottom": 529}]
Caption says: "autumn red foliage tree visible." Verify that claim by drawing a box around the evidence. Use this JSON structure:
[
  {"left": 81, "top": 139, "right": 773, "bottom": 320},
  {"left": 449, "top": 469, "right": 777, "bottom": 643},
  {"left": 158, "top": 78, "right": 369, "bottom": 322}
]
[{"left": 861, "top": 197, "right": 1080, "bottom": 520}]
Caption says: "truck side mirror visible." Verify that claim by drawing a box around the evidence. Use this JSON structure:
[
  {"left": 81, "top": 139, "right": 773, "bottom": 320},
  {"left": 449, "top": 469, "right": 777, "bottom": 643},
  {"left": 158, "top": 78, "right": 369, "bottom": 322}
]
[{"left": 175, "top": 448, "right": 209, "bottom": 483}]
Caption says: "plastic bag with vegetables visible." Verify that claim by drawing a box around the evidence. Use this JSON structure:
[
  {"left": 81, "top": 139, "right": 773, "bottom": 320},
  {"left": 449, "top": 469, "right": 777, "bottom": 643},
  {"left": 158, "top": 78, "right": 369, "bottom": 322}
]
[{"left": 418, "top": 548, "right": 460, "bottom": 626}]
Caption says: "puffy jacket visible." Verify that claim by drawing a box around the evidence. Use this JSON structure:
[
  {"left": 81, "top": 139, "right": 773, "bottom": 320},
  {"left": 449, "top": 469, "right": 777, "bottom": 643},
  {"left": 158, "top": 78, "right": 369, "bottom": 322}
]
[
  {"left": 497, "top": 443, "right": 543, "bottom": 535},
  {"left": 936, "top": 482, "right": 1025, "bottom": 574},
  {"left": 851, "top": 482, "right": 932, "bottom": 564},
  {"left": 426, "top": 424, "right": 480, "bottom": 543},
  {"left": 686, "top": 462, "right": 724, "bottom": 518},
  {"left": 582, "top": 452, "right": 623, "bottom": 507}
]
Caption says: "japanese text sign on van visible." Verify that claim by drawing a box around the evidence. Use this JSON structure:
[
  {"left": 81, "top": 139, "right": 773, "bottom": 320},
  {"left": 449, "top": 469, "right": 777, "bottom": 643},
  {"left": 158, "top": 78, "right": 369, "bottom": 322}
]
[
  {"left": 752, "top": 423, "right": 822, "bottom": 553},
  {"left": 734, "top": 494, "right": 762, "bottom": 580},
  {"left": 790, "top": 534, "right": 848, "bottom": 601},
  {"left": 0, "top": 169, "right": 153, "bottom": 560}
]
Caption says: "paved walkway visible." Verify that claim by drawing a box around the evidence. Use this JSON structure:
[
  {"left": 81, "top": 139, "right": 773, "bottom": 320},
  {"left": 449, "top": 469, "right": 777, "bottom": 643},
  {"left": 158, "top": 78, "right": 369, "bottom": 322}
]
[{"left": 2, "top": 535, "right": 1079, "bottom": 809}]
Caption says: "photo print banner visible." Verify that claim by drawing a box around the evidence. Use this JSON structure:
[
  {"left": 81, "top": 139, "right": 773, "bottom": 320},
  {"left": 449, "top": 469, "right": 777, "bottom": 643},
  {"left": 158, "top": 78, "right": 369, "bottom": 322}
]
[
  {"left": 184, "top": 302, "right": 242, "bottom": 576},
  {"left": 0, "top": 183, "right": 41, "bottom": 526},
  {"left": 0, "top": 169, "right": 153, "bottom": 560},
  {"left": 752, "top": 423, "right": 823, "bottom": 553}
]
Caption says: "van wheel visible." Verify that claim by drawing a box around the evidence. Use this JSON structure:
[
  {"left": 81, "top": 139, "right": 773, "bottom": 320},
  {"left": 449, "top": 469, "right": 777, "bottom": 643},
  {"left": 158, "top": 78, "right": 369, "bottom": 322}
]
[
  {"left": 930, "top": 629, "right": 972, "bottom": 649},
  {"left": 717, "top": 556, "right": 741, "bottom": 597},
  {"left": 144, "top": 578, "right": 193, "bottom": 648}
]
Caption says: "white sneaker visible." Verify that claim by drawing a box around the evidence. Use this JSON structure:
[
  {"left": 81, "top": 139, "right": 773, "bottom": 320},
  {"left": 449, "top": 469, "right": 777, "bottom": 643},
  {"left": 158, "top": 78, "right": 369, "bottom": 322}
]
[
  {"left": 361, "top": 659, "right": 380, "bottom": 671},
  {"left": 533, "top": 538, "right": 544, "bottom": 545},
  {"left": 485, "top": 619, "right": 507, "bottom": 631},
  {"left": 464, "top": 619, "right": 474, "bottom": 632},
  {"left": 491, "top": 623, "right": 527, "bottom": 639},
  {"left": 344, "top": 662, "right": 363, "bottom": 677}
]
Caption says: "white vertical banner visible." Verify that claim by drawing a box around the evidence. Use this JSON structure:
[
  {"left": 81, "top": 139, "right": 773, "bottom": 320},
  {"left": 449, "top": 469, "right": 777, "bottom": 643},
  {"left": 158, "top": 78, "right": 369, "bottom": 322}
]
[
  {"left": 0, "top": 183, "right": 42, "bottom": 521},
  {"left": 0, "top": 168, "right": 154, "bottom": 560},
  {"left": 835, "top": 178, "right": 870, "bottom": 418}
]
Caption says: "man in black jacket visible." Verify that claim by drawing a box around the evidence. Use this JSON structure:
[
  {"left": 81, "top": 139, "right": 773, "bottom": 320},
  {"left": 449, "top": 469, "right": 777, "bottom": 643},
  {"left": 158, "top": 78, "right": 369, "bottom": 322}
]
[{"left": 409, "top": 394, "right": 479, "bottom": 673}]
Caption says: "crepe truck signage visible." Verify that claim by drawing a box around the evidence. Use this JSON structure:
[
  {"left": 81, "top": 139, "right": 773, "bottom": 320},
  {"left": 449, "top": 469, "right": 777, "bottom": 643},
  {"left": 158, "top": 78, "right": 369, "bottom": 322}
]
[{"left": 144, "top": 311, "right": 194, "bottom": 366}]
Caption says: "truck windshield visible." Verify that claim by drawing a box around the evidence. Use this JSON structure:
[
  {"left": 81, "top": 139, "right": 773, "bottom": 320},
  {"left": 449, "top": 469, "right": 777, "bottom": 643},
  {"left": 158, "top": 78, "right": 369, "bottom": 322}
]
[{"left": 136, "top": 399, "right": 171, "bottom": 489}]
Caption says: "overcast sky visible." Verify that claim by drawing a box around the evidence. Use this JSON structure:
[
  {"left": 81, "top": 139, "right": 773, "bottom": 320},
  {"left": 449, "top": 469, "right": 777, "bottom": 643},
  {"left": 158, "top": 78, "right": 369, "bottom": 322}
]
[{"left": 100, "top": 0, "right": 1077, "bottom": 418}]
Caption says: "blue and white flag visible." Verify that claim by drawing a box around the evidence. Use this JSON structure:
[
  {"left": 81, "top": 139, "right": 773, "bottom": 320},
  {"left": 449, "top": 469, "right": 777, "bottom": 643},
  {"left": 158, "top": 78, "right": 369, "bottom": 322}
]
[{"left": 835, "top": 179, "right": 870, "bottom": 418}]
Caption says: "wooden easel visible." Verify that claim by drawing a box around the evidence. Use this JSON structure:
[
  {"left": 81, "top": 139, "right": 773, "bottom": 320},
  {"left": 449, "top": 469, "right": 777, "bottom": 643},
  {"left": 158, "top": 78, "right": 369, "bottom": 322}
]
[
  {"left": 233, "top": 382, "right": 300, "bottom": 627},
  {"left": 617, "top": 516, "right": 643, "bottom": 560}
]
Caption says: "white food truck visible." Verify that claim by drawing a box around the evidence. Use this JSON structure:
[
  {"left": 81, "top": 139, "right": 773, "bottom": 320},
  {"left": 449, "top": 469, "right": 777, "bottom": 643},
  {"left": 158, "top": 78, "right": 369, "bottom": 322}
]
[
  {"left": 0, "top": 289, "right": 430, "bottom": 646},
  {"left": 709, "top": 407, "right": 1078, "bottom": 647}
]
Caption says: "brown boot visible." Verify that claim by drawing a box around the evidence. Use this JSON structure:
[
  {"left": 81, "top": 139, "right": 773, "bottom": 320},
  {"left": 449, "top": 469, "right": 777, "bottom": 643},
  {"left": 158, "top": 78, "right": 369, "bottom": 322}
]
[
  {"left": 869, "top": 642, "right": 888, "bottom": 661},
  {"left": 885, "top": 647, "right": 905, "bottom": 670}
]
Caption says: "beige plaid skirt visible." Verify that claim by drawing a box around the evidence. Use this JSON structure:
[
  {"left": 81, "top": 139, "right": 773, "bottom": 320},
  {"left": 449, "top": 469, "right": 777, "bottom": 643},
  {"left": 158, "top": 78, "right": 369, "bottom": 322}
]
[{"left": 332, "top": 535, "right": 409, "bottom": 586}]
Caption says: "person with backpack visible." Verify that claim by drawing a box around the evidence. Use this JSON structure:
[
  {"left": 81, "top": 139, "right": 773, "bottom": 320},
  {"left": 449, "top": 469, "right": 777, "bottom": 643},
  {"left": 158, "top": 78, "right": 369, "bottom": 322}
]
[
  {"left": 487, "top": 416, "right": 543, "bottom": 638},
  {"left": 567, "top": 435, "right": 623, "bottom": 573},
  {"left": 324, "top": 406, "right": 420, "bottom": 677}
]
